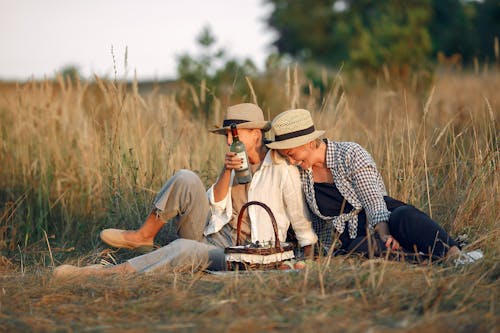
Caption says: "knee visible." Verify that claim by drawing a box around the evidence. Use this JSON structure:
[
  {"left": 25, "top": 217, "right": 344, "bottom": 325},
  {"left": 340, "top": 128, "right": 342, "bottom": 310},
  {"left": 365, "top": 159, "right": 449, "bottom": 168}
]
[
  {"left": 173, "top": 169, "right": 203, "bottom": 187},
  {"left": 174, "top": 169, "right": 197, "bottom": 179},
  {"left": 388, "top": 206, "right": 414, "bottom": 232},
  {"left": 168, "top": 238, "right": 207, "bottom": 257},
  {"left": 389, "top": 206, "right": 414, "bottom": 223}
]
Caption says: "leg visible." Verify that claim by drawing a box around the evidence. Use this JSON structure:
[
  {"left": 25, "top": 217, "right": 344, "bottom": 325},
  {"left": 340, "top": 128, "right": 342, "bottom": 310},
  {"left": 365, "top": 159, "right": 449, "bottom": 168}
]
[
  {"left": 153, "top": 169, "right": 210, "bottom": 241},
  {"left": 389, "top": 205, "right": 459, "bottom": 259},
  {"left": 53, "top": 262, "right": 136, "bottom": 278},
  {"left": 101, "top": 169, "right": 210, "bottom": 248},
  {"left": 128, "top": 238, "right": 226, "bottom": 272},
  {"left": 54, "top": 238, "right": 227, "bottom": 278},
  {"left": 54, "top": 238, "right": 226, "bottom": 278}
]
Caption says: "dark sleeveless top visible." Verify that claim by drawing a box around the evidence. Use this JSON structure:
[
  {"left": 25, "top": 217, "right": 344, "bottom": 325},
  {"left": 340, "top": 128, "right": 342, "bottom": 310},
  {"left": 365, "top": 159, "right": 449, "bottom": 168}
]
[{"left": 313, "top": 182, "right": 406, "bottom": 226}]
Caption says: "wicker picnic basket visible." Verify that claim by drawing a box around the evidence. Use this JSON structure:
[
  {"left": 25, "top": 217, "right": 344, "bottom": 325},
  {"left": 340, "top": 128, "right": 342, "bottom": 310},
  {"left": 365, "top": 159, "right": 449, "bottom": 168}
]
[{"left": 225, "top": 201, "right": 295, "bottom": 270}]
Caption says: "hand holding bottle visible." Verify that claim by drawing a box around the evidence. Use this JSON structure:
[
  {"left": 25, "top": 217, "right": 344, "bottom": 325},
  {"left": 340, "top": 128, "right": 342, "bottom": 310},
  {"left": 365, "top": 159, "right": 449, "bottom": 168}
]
[
  {"left": 224, "top": 152, "right": 245, "bottom": 171},
  {"left": 229, "top": 124, "right": 252, "bottom": 184}
]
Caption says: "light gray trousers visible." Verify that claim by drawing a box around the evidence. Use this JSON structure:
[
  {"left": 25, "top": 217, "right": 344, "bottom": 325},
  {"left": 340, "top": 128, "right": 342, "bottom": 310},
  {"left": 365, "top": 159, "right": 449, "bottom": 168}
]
[{"left": 127, "top": 169, "right": 231, "bottom": 272}]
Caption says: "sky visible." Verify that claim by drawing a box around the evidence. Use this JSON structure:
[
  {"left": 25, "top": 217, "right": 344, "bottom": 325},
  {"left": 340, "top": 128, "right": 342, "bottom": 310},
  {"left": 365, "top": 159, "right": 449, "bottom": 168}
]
[{"left": 0, "top": 0, "right": 276, "bottom": 81}]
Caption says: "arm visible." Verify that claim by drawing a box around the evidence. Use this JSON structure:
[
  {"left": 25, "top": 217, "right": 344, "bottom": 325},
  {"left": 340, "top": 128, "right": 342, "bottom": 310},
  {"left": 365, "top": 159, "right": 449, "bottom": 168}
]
[
  {"left": 347, "top": 144, "right": 390, "bottom": 229},
  {"left": 204, "top": 153, "right": 240, "bottom": 236},
  {"left": 282, "top": 166, "right": 318, "bottom": 250},
  {"left": 213, "top": 152, "right": 240, "bottom": 202},
  {"left": 347, "top": 144, "right": 400, "bottom": 250},
  {"left": 375, "top": 222, "right": 400, "bottom": 250},
  {"left": 212, "top": 165, "right": 232, "bottom": 202}
]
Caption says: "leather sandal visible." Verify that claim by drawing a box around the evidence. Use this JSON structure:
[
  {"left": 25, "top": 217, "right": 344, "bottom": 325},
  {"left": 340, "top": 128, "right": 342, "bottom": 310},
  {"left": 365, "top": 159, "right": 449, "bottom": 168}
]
[{"left": 100, "top": 228, "right": 154, "bottom": 251}]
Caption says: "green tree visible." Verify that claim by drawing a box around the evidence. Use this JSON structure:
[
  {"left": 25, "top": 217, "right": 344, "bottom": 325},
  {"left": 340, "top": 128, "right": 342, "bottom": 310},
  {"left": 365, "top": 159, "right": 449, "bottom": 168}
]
[
  {"left": 175, "top": 26, "right": 258, "bottom": 118},
  {"left": 346, "top": 0, "right": 432, "bottom": 74},
  {"left": 176, "top": 26, "right": 225, "bottom": 85},
  {"left": 474, "top": 0, "right": 500, "bottom": 62},
  {"left": 266, "top": 0, "right": 433, "bottom": 74},
  {"left": 176, "top": 25, "right": 257, "bottom": 89},
  {"left": 266, "top": 0, "right": 345, "bottom": 64},
  {"left": 58, "top": 65, "right": 81, "bottom": 82},
  {"left": 428, "top": 0, "right": 477, "bottom": 62}
]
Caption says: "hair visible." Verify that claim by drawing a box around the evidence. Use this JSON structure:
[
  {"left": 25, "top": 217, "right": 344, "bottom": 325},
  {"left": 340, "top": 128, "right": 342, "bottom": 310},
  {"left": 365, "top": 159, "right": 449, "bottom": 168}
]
[
  {"left": 269, "top": 149, "right": 288, "bottom": 165},
  {"left": 314, "top": 138, "right": 323, "bottom": 147}
]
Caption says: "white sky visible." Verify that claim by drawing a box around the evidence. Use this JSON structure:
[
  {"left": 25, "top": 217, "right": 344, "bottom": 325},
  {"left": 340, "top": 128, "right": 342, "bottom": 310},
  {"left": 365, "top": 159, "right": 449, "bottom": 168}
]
[{"left": 0, "top": 0, "right": 276, "bottom": 81}]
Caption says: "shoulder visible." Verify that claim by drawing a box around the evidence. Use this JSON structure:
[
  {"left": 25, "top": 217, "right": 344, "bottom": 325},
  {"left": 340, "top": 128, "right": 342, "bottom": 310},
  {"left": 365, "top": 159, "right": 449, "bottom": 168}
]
[
  {"left": 328, "top": 140, "right": 363, "bottom": 152},
  {"left": 266, "top": 149, "right": 287, "bottom": 165},
  {"left": 331, "top": 141, "right": 370, "bottom": 158},
  {"left": 262, "top": 150, "right": 299, "bottom": 176},
  {"left": 327, "top": 140, "right": 376, "bottom": 170},
  {"left": 327, "top": 140, "right": 365, "bottom": 161}
]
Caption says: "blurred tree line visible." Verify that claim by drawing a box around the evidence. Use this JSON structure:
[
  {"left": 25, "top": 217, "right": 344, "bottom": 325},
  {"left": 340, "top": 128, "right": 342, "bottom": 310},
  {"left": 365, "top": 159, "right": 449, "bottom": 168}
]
[
  {"left": 176, "top": 26, "right": 258, "bottom": 88},
  {"left": 174, "top": 0, "right": 499, "bottom": 116},
  {"left": 176, "top": 0, "right": 499, "bottom": 92},
  {"left": 175, "top": 26, "right": 261, "bottom": 117},
  {"left": 266, "top": 0, "right": 500, "bottom": 73}
]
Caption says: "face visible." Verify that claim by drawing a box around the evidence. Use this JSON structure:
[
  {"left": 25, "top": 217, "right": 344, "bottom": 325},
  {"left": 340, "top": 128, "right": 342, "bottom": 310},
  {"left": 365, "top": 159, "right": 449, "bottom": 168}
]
[
  {"left": 225, "top": 128, "right": 261, "bottom": 151},
  {"left": 277, "top": 142, "right": 315, "bottom": 169}
]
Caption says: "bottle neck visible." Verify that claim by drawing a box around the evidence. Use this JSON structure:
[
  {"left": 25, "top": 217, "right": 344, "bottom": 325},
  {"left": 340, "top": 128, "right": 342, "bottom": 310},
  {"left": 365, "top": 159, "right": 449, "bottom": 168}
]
[{"left": 230, "top": 126, "right": 239, "bottom": 142}]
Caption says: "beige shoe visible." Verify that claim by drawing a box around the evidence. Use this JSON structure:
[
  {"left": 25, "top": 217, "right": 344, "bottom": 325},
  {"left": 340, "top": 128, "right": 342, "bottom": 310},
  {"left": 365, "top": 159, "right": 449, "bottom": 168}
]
[
  {"left": 100, "top": 228, "right": 153, "bottom": 251},
  {"left": 53, "top": 264, "right": 102, "bottom": 278}
]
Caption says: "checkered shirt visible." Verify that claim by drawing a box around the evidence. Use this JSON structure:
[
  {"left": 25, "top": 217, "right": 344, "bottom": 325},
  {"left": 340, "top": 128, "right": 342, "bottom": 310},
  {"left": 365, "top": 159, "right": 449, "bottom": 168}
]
[{"left": 299, "top": 140, "right": 390, "bottom": 252}]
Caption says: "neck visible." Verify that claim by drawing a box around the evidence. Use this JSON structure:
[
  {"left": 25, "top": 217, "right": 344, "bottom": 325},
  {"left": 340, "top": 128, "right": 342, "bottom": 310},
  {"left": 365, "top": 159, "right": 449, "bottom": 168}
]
[
  {"left": 311, "top": 141, "right": 327, "bottom": 168},
  {"left": 248, "top": 144, "right": 267, "bottom": 164}
]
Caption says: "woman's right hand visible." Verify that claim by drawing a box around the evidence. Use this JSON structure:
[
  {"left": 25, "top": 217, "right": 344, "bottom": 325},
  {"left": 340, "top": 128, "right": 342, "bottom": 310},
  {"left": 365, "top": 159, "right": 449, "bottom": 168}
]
[
  {"left": 380, "top": 234, "right": 401, "bottom": 251},
  {"left": 224, "top": 152, "right": 243, "bottom": 171},
  {"left": 375, "top": 221, "right": 401, "bottom": 251}
]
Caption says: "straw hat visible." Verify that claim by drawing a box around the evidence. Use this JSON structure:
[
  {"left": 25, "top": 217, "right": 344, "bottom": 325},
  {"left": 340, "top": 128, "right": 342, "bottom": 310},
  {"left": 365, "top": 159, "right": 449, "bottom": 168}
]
[
  {"left": 209, "top": 103, "right": 271, "bottom": 134},
  {"left": 266, "top": 109, "right": 325, "bottom": 149}
]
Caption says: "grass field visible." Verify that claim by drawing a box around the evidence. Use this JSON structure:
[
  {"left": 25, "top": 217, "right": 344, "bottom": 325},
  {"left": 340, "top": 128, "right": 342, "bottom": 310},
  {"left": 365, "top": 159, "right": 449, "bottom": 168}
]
[{"left": 0, "top": 68, "right": 498, "bottom": 332}]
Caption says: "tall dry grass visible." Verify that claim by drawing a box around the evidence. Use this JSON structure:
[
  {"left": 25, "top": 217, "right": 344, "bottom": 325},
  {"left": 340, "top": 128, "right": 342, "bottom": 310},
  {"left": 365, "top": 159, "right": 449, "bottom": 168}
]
[
  {"left": 0, "top": 76, "right": 223, "bottom": 254},
  {"left": 0, "top": 67, "right": 498, "bottom": 331},
  {"left": 0, "top": 68, "right": 498, "bottom": 258}
]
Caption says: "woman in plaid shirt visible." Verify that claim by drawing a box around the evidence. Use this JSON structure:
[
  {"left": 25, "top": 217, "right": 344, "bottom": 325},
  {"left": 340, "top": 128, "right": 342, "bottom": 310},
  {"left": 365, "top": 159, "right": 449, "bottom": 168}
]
[{"left": 267, "top": 108, "right": 478, "bottom": 263}]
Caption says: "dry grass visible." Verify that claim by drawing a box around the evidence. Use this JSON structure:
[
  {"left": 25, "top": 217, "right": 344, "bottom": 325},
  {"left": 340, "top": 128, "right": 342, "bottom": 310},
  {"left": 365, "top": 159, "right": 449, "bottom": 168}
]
[
  {"left": 0, "top": 68, "right": 498, "bottom": 331},
  {"left": 0, "top": 257, "right": 497, "bottom": 332}
]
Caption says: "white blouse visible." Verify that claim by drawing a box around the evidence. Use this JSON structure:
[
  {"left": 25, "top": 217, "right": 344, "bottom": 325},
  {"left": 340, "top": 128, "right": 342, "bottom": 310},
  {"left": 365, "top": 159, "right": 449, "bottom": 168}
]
[{"left": 205, "top": 150, "right": 317, "bottom": 247}]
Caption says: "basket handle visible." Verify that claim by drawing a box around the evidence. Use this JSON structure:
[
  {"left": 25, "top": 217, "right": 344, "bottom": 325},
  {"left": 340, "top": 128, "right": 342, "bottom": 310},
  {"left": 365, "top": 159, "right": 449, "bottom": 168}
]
[{"left": 236, "top": 201, "right": 282, "bottom": 250}]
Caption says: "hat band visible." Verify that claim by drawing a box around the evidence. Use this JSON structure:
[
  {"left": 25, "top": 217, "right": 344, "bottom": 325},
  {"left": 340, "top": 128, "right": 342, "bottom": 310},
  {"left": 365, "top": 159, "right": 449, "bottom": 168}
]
[
  {"left": 274, "top": 125, "right": 315, "bottom": 142},
  {"left": 222, "top": 119, "right": 250, "bottom": 127}
]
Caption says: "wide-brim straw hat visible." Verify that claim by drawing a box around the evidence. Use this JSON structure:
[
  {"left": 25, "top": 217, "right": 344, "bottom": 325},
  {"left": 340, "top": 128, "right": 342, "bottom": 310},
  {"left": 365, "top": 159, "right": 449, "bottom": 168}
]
[
  {"left": 209, "top": 103, "right": 271, "bottom": 134},
  {"left": 266, "top": 109, "right": 325, "bottom": 149}
]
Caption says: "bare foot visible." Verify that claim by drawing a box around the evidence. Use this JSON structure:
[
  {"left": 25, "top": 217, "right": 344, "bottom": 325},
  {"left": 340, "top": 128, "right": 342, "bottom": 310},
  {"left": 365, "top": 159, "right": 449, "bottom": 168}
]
[
  {"left": 54, "top": 262, "right": 136, "bottom": 278},
  {"left": 446, "top": 245, "right": 461, "bottom": 259}
]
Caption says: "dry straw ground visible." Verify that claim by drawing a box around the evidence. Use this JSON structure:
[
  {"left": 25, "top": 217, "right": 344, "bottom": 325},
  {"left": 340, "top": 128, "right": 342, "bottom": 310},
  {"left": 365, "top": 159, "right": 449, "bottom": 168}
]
[{"left": 0, "top": 67, "right": 498, "bottom": 332}]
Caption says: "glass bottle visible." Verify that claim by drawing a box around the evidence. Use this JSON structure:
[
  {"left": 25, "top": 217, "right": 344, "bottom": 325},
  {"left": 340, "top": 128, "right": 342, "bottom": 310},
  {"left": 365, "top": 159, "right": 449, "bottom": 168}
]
[{"left": 230, "top": 123, "right": 252, "bottom": 184}]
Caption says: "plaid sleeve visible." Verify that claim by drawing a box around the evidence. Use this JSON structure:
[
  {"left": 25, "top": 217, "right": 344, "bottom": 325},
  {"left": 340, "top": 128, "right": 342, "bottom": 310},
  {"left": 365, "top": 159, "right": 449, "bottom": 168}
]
[{"left": 346, "top": 144, "right": 390, "bottom": 228}]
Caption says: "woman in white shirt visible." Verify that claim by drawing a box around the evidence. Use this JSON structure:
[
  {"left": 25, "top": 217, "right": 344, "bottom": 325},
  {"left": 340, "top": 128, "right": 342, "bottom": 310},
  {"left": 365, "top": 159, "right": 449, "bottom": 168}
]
[{"left": 54, "top": 103, "right": 317, "bottom": 277}]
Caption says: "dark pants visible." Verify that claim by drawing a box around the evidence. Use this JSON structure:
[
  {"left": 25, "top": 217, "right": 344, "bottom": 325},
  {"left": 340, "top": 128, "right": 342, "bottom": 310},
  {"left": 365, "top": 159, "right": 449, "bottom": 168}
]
[{"left": 338, "top": 205, "right": 458, "bottom": 260}]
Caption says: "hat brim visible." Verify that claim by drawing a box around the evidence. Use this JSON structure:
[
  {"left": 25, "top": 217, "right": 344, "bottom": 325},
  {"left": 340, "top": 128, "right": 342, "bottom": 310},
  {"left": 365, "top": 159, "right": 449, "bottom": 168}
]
[
  {"left": 209, "top": 121, "right": 271, "bottom": 135},
  {"left": 266, "top": 130, "right": 325, "bottom": 149}
]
